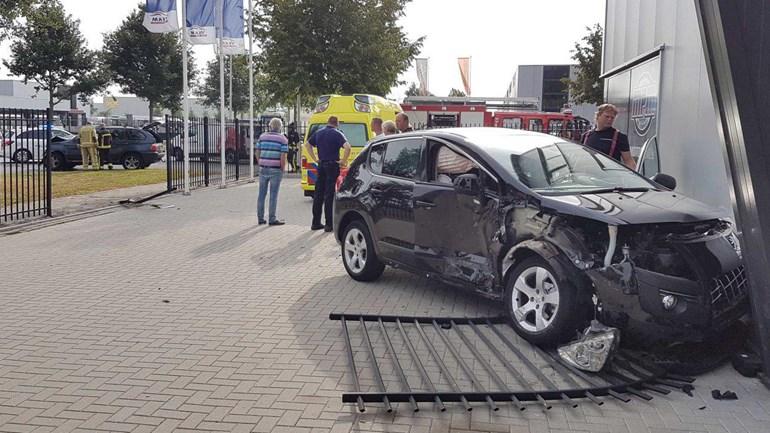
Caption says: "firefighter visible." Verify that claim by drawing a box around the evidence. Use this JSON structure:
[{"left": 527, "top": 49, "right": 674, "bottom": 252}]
[
  {"left": 97, "top": 127, "right": 113, "bottom": 169},
  {"left": 78, "top": 121, "right": 99, "bottom": 170}
]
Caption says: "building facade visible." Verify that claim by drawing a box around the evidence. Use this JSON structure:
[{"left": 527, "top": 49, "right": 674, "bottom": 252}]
[
  {"left": 0, "top": 80, "right": 88, "bottom": 129},
  {"left": 603, "top": 0, "right": 731, "bottom": 216},
  {"left": 505, "top": 65, "right": 596, "bottom": 120}
]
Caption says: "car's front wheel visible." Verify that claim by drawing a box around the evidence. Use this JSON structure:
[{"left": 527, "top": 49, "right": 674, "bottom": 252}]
[
  {"left": 505, "top": 256, "right": 583, "bottom": 346},
  {"left": 341, "top": 220, "right": 385, "bottom": 282},
  {"left": 50, "top": 152, "right": 66, "bottom": 171}
]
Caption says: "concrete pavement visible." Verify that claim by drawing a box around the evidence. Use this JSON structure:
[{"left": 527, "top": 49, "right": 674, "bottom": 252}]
[{"left": 0, "top": 178, "right": 768, "bottom": 433}]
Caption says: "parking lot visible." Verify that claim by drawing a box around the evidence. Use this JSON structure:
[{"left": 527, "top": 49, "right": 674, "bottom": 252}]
[{"left": 1, "top": 179, "right": 769, "bottom": 433}]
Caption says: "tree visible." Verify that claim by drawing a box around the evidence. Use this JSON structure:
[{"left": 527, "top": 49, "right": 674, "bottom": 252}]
[
  {"left": 253, "top": 0, "right": 423, "bottom": 104},
  {"left": 3, "top": 0, "right": 106, "bottom": 113},
  {"left": 102, "top": 5, "right": 195, "bottom": 121},
  {"left": 448, "top": 88, "right": 466, "bottom": 97},
  {"left": 0, "top": 0, "right": 36, "bottom": 40},
  {"left": 197, "top": 56, "right": 272, "bottom": 117},
  {"left": 404, "top": 82, "right": 433, "bottom": 97},
  {"left": 564, "top": 23, "right": 604, "bottom": 105}
]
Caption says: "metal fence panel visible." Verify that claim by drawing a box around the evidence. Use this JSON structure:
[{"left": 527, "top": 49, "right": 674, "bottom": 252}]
[{"left": 1, "top": 108, "right": 51, "bottom": 222}]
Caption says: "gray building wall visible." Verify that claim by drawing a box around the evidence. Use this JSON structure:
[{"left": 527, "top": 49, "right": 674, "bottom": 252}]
[
  {"left": 505, "top": 65, "right": 597, "bottom": 118},
  {"left": 604, "top": 0, "right": 732, "bottom": 216},
  {"left": 0, "top": 80, "right": 88, "bottom": 112}
]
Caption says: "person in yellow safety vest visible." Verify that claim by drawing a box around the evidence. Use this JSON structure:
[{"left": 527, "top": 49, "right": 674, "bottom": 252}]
[
  {"left": 97, "top": 127, "right": 113, "bottom": 169},
  {"left": 78, "top": 121, "right": 99, "bottom": 170}
]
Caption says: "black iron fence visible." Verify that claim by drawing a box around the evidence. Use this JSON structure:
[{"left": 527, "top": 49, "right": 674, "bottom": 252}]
[
  {"left": 1, "top": 108, "right": 52, "bottom": 222},
  {"left": 164, "top": 116, "right": 308, "bottom": 192}
]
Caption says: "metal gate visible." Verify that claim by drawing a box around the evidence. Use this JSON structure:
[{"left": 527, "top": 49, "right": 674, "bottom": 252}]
[
  {"left": 332, "top": 314, "right": 695, "bottom": 413},
  {"left": 1, "top": 108, "right": 52, "bottom": 222}
]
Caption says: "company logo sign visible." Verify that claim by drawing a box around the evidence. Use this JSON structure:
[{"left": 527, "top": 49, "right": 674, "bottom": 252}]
[
  {"left": 630, "top": 72, "right": 657, "bottom": 137},
  {"left": 149, "top": 12, "right": 169, "bottom": 25}
]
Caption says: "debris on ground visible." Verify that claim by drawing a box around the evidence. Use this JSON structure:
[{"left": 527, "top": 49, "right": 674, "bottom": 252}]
[
  {"left": 557, "top": 320, "right": 620, "bottom": 372},
  {"left": 711, "top": 389, "right": 738, "bottom": 400}
]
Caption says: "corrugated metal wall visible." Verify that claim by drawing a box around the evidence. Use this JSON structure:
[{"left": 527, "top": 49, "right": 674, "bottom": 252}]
[{"left": 604, "top": 0, "right": 732, "bottom": 216}]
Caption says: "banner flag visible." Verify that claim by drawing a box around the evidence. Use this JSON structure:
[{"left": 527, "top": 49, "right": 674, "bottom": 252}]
[
  {"left": 143, "top": 0, "right": 179, "bottom": 33},
  {"left": 186, "top": 0, "right": 217, "bottom": 44},
  {"left": 221, "top": 0, "right": 245, "bottom": 55},
  {"left": 415, "top": 58, "right": 429, "bottom": 96},
  {"left": 458, "top": 57, "right": 471, "bottom": 95}
]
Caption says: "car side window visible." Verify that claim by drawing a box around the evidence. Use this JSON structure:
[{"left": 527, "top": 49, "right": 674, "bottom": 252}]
[
  {"left": 110, "top": 129, "right": 126, "bottom": 140},
  {"left": 639, "top": 136, "right": 660, "bottom": 178},
  {"left": 428, "top": 141, "right": 476, "bottom": 184},
  {"left": 381, "top": 139, "right": 422, "bottom": 179},
  {"left": 369, "top": 143, "right": 386, "bottom": 174},
  {"left": 126, "top": 129, "right": 145, "bottom": 140},
  {"left": 17, "top": 131, "right": 31, "bottom": 139}
]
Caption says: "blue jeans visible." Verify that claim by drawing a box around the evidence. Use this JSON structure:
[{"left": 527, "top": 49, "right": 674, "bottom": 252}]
[{"left": 257, "top": 166, "right": 283, "bottom": 222}]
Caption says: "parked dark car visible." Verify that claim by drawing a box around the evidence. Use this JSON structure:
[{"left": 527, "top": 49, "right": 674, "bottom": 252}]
[
  {"left": 49, "top": 126, "right": 165, "bottom": 170},
  {"left": 333, "top": 128, "right": 748, "bottom": 346}
]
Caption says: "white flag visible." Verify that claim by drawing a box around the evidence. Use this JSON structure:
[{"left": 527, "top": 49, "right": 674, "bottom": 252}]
[{"left": 416, "top": 58, "right": 428, "bottom": 96}]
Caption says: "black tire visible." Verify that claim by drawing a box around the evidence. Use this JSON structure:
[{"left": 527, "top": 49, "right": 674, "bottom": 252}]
[
  {"left": 225, "top": 150, "right": 237, "bottom": 164},
  {"left": 121, "top": 152, "right": 143, "bottom": 170},
  {"left": 341, "top": 220, "right": 385, "bottom": 282},
  {"left": 504, "top": 256, "right": 584, "bottom": 346},
  {"left": 50, "top": 152, "right": 66, "bottom": 171},
  {"left": 304, "top": 189, "right": 314, "bottom": 197},
  {"left": 12, "top": 148, "right": 32, "bottom": 163}
]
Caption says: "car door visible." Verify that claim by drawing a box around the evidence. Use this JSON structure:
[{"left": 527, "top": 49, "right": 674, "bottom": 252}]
[
  {"left": 368, "top": 137, "right": 424, "bottom": 265},
  {"left": 413, "top": 138, "right": 501, "bottom": 287}
]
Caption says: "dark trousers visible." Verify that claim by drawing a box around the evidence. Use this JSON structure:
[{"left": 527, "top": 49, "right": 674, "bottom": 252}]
[{"left": 312, "top": 161, "right": 339, "bottom": 227}]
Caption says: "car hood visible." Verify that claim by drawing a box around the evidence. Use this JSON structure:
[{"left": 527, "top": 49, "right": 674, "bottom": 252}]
[{"left": 538, "top": 190, "right": 724, "bottom": 225}]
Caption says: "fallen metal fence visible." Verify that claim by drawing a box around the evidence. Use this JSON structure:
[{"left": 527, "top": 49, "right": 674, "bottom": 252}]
[
  {"left": 331, "top": 314, "right": 695, "bottom": 413},
  {"left": 1, "top": 108, "right": 52, "bottom": 222}
]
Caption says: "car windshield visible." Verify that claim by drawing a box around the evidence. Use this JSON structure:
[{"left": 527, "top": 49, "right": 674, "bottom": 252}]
[{"left": 511, "top": 142, "right": 656, "bottom": 195}]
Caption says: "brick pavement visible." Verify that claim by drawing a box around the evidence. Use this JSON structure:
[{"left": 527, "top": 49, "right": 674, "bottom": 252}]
[{"left": 0, "top": 179, "right": 768, "bottom": 433}]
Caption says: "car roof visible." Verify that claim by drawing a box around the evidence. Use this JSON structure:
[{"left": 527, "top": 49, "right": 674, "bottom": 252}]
[{"left": 387, "top": 127, "right": 566, "bottom": 156}]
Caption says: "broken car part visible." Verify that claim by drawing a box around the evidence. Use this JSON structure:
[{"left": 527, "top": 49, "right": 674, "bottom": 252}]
[{"left": 558, "top": 320, "right": 621, "bottom": 372}]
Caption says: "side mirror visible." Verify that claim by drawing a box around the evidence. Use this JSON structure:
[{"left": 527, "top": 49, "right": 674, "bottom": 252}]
[
  {"left": 454, "top": 173, "right": 481, "bottom": 195},
  {"left": 652, "top": 173, "right": 676, "bottom": 190}
]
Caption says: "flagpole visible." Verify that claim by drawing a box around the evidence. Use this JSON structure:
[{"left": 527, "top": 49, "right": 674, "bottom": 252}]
[
  {"left": 228, "top": 55, "right": 233, "bottom": 117},
  {"left": 219, "top": 0, "right": 226, "bottom": 188},
  {"left": 248, "top": 0, "right": 254, "bottom": 181},
  {"left": 181, "top": 0, "right": 190, "bottom": 195}
]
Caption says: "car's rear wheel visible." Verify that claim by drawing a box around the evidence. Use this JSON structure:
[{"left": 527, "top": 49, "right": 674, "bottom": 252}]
[
  {"left": 12, "top": 148, "right": 32, "bottom": 163},
  {"left": 122, "top": 152, "right": 143, "bottom": 170},
  {"left": 342, "top": 220, "right": 385, "bottom": 282},
  {"left": 505, "top": 256, "right": 582, "bottom": 346},
  {"left": 50, "top": 152, "right": 66, "bottom": 171}
]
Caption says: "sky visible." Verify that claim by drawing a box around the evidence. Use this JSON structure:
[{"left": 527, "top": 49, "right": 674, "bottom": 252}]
[{"left": 0, "top": 0, "right": 606, "bottom": 102}]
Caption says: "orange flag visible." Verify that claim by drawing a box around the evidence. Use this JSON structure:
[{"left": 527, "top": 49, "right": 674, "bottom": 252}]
[{"left": 458, "top": 57, "right": 471, "bottom": 95}]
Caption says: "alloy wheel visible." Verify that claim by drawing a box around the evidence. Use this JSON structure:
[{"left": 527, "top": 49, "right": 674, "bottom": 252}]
[
  {"left": 511, "top": 266, "right": 560, "bottom": 332},
  {"left": 344, "top": 227, "right": 368, "bottom": 274}
]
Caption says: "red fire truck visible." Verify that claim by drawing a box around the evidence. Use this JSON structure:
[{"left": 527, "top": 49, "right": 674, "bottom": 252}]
[{"left": 400, "top": 96, "right": 590, "bottom": 140}]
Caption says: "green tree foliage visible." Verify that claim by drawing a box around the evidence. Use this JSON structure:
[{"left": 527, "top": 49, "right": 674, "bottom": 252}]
[
  {"left": 565, "top": 23, "right": 604, "bottom": 105},
  {"left": 197, "top": 56, "right": 272, "bottom": 117},
  {"left": 448, "top": 88, "right": 466, "bottom": 97},
  {"left": 3, "top": 0, "right": 106, "bottom": 113},
  {"left": 102, "top": 5, "right": 195, "bottom": 121},
  {"left": 0, "top": 0, "right": 36, "bottom": 40},
  {"left": 404, "top": 82, "right": 432, "bottom": 97},
  {"left": 253, "top": 0, "right": 423, "bottom": 103}
]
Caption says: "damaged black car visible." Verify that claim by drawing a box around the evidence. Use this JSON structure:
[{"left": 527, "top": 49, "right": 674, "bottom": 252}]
[{"left": 333, "top": 128, "right": 748, "bottom": 346}]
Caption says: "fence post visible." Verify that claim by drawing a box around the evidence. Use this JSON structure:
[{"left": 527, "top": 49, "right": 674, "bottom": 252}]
[
  {"left": 203, "top": 117, "right": 210, "bottom": 187},
  {"left": 165, "top": 114, "right": 172, "bottom": 192},
  {"left": 45, "top": 108, "right": 52, "bottom": 217},
  {"left": 235, "top": 118, "right": 240, "bottom": 181}
]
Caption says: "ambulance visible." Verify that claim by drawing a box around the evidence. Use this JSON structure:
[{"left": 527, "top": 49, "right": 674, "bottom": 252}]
[{"left": 301, "top": 94, "right": 401, "bottom": 196}]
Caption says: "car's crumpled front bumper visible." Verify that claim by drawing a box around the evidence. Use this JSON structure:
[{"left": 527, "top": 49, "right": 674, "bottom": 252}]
[{"left": 585, "top": 227, "right": 749, "bottom": 343}]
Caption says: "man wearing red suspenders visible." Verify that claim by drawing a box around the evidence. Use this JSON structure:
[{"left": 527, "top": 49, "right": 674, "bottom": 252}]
[{"left": 581, "top": 103, "right": 637, "bottom": 170}]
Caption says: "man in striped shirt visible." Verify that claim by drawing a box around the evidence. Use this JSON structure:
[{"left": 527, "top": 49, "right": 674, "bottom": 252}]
[{"left": 255, "top": 118, "right": 289, "bottom": 225}]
